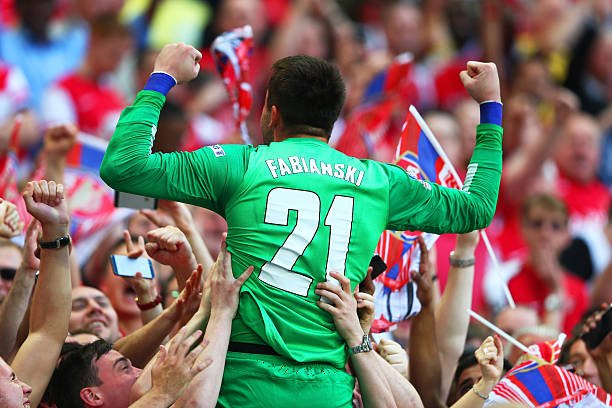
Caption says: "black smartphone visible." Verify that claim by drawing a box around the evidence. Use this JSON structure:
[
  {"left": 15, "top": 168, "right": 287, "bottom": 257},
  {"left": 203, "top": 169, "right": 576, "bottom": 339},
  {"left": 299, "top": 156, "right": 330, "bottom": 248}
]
[
  {"left": 114, "top": 191, "right": 158, "bottom": 210},
  {"left": 581, "top": 306, "right": 612, "bottom": 350},
  {"left": 369, "top": 255, "right": 387, "bottom": 280}
]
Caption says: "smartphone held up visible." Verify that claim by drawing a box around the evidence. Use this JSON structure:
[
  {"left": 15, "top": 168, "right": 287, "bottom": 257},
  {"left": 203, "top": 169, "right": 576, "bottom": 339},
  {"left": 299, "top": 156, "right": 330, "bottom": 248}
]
[{"left": 110, "top": 254, "right": 155, "bottom": 279}]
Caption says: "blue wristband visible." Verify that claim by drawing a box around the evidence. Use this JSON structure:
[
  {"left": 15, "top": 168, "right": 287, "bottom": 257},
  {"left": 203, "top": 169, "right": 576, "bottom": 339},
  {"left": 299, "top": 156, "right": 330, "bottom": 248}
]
[
  {"left": 143, "top": 72, "right": 177, "bottom": 96},
  {"left": 480, "top": 101, "right": 502, "bottom": 126}
]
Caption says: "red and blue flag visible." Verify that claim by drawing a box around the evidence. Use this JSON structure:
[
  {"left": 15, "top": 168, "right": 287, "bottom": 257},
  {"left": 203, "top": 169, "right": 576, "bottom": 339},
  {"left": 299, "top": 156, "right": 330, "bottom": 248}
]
[
  {"left": 66, "top": 133, "right": 107, "bottom": 173},
  {"left": 372, "top": 106, "right": 461, "bottom": 333},
  {"left": 488, "top": 359, "right": 611, "bottom": 407}
]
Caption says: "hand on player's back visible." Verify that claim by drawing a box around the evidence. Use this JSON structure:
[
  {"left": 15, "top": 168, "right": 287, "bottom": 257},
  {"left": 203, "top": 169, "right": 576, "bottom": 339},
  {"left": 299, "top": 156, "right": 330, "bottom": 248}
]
[
  {"left": 459, "top": 61, "right": 501, "bottom": 104},
  {"left": 208, "top": 233, "right": 254, "bottom": 318},
  {"left": 154, "top": 43, "right": 202, "bottom": 84},
  {"left": 316, "top": 271, "right": 365, "bottom": 348}
]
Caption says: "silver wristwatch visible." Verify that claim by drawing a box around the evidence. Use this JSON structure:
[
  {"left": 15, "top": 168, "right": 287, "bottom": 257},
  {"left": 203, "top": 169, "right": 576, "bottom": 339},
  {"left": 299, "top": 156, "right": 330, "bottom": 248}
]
[{"left": 349, "top": 334, "right": 373, "bottom": 355}]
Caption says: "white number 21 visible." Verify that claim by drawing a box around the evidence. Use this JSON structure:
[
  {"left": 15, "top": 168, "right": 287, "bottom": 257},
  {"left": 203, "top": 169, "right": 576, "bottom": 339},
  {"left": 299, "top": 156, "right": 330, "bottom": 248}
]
[{"left": 258, "top": 188, "right": 354, "bottom": 296}]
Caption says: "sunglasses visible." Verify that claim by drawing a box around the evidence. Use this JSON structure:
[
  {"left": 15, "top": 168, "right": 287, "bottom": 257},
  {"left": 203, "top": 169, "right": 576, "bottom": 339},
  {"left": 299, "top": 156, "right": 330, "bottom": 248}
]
[
  {"left": 0, "top": 268, "right": 17, "bottom": 281},
  {"left": 527, "top": 218, "right": 564, "bottom": 231}
]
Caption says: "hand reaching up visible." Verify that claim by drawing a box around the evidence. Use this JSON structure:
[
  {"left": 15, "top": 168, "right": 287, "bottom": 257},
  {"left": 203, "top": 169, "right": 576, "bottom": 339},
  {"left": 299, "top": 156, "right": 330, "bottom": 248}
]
[
  {"left": 208, "top": 233, "right": 253, "bottom": 318},
  {"left": 357, "top": 267, "right": 375, "bottom": 335},
  {"left": 316, "top": 271, "right": 364, "bottom": 348},
  {"left": 474, "top": 335, "right": 504, "bottom": 394},
  {"left": 154, "top": 43, "right": 202, "bottom": 84},
  {"left": 121, "top": 231, "right": 159, "bottom": 304},
  {"left": 459, "top": 61, "right": 501, "bottom": 104},
  {"left": 411, "top": 235, "right": 433, "bottom": 308},
  {"left": 145, "top": 226, "right": 195, "bottom": 270},
  {"left": 0, "top": 198, "right": 23, "bottom": 238},
  {"left": 22, "top": 180, "right": 69, "bottom": 230},
  {"left": 150, "top": 327, "right": 212, "bottom": 405},
  {"left": 44, "top": 124, "right": 78, "bottom": 159},
  {"left": 376, "top": 338, "right": 408, "bottom": 378}
]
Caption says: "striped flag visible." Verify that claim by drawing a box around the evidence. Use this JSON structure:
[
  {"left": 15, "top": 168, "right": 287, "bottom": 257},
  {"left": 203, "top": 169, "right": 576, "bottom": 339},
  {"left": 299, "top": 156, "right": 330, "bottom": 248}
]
[
  {"left": 526, "top": 334, "right": 566, "bottom": 365},
  {"left": 211, "top": 25, "right": 253, "bottom": 145},
  {"left": 65, "top": 133, "right": 107, "bottom": 173},
  {"left": 371, "top": 106, "right": 462, "bottom": 333},
  {"left": 487, "top": 360, "right": 611, "bottom": 407}
]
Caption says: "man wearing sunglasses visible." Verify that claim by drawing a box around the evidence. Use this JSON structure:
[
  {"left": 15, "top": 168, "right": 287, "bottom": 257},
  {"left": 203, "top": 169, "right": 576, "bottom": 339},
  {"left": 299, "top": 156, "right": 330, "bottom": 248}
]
[{"left": 507, "top": 193, "right": 589, "bottom": 335}]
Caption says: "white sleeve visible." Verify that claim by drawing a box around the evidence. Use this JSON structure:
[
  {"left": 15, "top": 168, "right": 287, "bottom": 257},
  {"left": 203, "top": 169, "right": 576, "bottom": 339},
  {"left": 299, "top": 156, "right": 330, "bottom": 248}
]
[
  {"left": 41, "top": 86, "right": 77, "bottom": 128},
  {"left": 5, "top": 66, "right": 29, "bottom": 110},
  {"left": 0, "top": 65, "right": 31, "bottom": 123}
]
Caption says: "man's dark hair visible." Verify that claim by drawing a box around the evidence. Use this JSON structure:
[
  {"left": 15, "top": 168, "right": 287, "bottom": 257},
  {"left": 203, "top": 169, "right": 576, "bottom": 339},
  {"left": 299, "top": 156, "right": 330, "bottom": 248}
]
[
  {"left": 49, "top": 339, "right": 113, "bottom": 408},
  {"left": 267, "top": 55, "right": 346, "bottom": 138}
]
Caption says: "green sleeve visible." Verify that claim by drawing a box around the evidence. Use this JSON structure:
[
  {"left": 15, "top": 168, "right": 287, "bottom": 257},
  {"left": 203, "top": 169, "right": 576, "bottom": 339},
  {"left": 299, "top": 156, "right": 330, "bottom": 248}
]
[
  {"left": 386, "top": 123, "right": 502, "bottom": 234},
  {"left": 100, "top": 90, "right": 251, "bottom": 216}
]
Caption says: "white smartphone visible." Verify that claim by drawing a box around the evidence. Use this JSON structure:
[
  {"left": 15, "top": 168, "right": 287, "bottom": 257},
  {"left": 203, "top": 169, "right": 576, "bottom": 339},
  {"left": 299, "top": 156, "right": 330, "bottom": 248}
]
[
  {"left": 114, "top": 191, "right": 158, "bottom": 210},
  {"left": 110, "top": 255, "right": 155, "bottom": 279}
]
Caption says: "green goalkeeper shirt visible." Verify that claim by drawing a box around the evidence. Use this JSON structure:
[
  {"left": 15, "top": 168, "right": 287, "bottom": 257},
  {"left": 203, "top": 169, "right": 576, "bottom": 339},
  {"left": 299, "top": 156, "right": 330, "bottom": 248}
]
[{"left": 100, "top": 90, "right": 503, "bottom": 369}]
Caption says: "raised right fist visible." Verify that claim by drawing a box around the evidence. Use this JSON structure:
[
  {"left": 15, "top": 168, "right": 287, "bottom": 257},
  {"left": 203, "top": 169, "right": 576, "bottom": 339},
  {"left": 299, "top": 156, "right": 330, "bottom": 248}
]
[
  {"left": 459, "top": 61, "right": 501, "bottom": 104},
  {"left": 153, "top": 43, "right": 202, "bottom": 85},
  {"left": 23, "top": 180, "right": 69, "bottom": 228},
  {"left": 44, "top": 123, "right": 78, "bottom": 158}
]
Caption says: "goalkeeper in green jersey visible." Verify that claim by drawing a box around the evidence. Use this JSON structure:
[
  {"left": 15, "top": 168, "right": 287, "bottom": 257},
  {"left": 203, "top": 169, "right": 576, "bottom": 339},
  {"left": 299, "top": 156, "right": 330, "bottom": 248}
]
[{"left": 101, "top": 43, "right": 503, "bottom": 407}]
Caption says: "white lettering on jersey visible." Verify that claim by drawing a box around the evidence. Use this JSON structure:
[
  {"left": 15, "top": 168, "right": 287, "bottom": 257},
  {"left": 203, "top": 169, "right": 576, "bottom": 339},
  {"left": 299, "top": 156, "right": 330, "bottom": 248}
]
[
  {"left": 277, "top": 158, "right": 292, "bottom": 176},
  {"left": 208, "top": 144, "right": 225, "bottom": 157},
  {"left": 320, "top": 162, "right": 333, "bottom": 176},
  {"left": 288, "top": 156, "right": 304, "bottom": 173},
  {"left": 300, "top": 157, "right": 310, "bottom": 173},
  {"left": 344, "top": 166, "right": 357, "bottom": 184},
  {"left": 267, "top": 156, "right": 366, "bottom": 187},
  {"left": 309, "top": 159, "right": 321, "bottom": 174},
  {"left": 266, "top": 159, "right": 279, "bottom": 178},
  {"left": 333, "top": 163, "right": 345, "bottom": 179},
  {"left": 355, "top": 171, "right": 364, "bottom": 187}
]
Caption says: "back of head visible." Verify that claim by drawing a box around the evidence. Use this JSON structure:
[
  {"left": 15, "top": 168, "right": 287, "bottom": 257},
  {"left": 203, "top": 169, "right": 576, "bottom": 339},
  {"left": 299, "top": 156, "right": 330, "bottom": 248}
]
[
  {"left": 267, "top": 55, "right": 346, "bottom": 138},
  {"left": 50, "top": 340, "right": 112, "bottom": 408}
]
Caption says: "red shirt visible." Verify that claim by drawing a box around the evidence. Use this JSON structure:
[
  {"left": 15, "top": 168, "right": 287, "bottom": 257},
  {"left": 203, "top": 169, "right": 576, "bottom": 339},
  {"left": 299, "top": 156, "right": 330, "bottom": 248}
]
[
  {"left": 556, "top": 171, "right": 610, "bottom": 224},
  {"left": 507, "top": 262, "right": 589, "bottom": 334},
  {"left": 43, "top": 73, "right": 125, "bottom": 139}
]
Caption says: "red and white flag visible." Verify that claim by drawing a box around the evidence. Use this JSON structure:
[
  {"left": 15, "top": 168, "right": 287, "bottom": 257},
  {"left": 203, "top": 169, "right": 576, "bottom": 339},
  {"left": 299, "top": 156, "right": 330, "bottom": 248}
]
[{"left": 211, "top": 25, "right": 254, "bottom": 145}]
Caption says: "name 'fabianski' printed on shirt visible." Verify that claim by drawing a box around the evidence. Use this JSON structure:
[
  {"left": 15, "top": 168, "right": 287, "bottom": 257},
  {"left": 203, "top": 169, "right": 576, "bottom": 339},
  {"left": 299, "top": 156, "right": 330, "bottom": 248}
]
[{"left": 265, "top": 156, "right": 365, "bottom": 187}]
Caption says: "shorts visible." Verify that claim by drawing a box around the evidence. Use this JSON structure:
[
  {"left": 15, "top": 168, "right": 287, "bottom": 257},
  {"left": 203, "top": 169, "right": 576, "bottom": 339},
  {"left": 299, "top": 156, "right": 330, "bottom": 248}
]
[{"left": 217, "top": 351, "right": 355, "bottom": 408}]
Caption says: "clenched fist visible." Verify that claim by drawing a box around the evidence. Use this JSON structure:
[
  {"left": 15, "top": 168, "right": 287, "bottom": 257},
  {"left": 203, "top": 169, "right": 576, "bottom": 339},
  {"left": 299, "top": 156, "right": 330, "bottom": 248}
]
[
  {"left": 459, "top": 61, "right": 501, "bottom": 104},
  {"left": 44, "top": 124, "right": 78, "bottom": 158},
  {"left": 154, "top": 43, "right": 202, "bottom": 85}
]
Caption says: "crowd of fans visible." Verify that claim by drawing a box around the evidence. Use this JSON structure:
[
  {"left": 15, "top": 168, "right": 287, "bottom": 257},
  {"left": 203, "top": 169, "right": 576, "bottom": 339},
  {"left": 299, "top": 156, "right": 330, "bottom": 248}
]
[{"left": 0, "top": 0, "right": 610, "bottom": 407}]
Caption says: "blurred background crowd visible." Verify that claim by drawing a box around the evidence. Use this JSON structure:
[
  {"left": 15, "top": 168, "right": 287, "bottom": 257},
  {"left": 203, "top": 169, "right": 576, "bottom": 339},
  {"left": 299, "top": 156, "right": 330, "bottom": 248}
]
[{"left": 0, "top": 0, "right": 612, "bottom": 406}]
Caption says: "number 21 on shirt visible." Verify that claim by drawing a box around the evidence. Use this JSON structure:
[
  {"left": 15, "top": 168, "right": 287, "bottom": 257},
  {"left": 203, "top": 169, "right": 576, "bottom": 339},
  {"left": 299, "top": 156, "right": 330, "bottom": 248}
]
[{"left": 259, "top": 187, "right": 354, "bottom": 296}]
